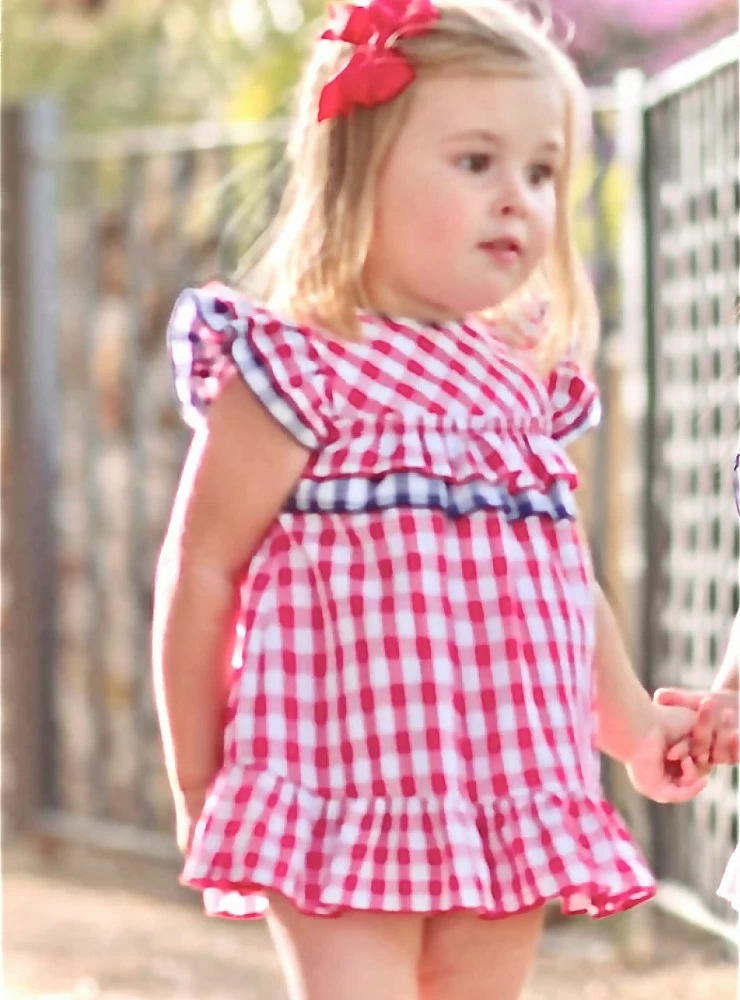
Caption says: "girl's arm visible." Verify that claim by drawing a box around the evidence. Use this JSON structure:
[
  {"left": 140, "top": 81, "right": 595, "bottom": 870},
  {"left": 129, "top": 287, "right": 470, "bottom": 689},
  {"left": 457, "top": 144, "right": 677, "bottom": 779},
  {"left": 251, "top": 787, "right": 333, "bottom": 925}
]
[
  {"left": 592, "top": 583, "right": 655, "bottom": 762},
  {"left": 570, "top": 501, "right": 703, "bottom": 795},
  {"left": 592, "top": 582, "right": 707, "bottom": 800},
  {"left": 152, "top": 377, "right": 310, "bottom": 815},
  {"left": 575, "top": 499, "right": 684, "bottom": 763}
]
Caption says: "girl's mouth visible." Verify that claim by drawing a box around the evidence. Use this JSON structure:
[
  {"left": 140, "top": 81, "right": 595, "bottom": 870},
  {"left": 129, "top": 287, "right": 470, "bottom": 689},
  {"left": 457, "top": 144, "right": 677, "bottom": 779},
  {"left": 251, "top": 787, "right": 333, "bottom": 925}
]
[{"left": 478, "top": 237, "right": 523, "bottom": 267}]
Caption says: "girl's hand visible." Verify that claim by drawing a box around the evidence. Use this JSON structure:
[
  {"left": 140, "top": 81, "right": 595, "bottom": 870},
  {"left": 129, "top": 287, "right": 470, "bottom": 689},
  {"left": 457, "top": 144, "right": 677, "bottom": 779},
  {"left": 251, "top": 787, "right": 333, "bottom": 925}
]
[
  {"left": 625, "top": 704, "right": 709, "bottom": 803},
  {"left": 655, "top": 688, "right": 739, "bottom": 767},
  {"left": 174, "top": 782, "right": 211, "bottom": 855}
]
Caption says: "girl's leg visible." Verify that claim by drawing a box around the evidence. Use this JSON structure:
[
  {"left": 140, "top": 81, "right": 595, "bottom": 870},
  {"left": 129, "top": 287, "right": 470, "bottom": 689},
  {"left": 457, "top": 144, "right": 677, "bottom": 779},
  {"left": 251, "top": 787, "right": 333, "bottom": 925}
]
[
  {"left": 419, "top": 906, "right": 545, "bottom": 1000},
  {"left": 266, "top": 893, "right": 425, "bottom": 1000}
]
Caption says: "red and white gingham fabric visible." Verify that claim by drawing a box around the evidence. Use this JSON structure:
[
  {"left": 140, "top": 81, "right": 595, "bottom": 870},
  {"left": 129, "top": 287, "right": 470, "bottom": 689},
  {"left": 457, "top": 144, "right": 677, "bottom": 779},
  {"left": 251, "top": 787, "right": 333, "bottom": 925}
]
[{"left": 167, "top": 284, "right": 655, "bottom": 920}]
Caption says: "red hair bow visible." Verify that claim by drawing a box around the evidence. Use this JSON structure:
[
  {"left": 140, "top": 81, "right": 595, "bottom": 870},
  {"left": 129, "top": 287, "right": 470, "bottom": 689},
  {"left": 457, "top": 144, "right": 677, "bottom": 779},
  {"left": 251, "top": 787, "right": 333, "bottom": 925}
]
[{"left": 318, "top": 0, "right": 439, "bottom": 122}]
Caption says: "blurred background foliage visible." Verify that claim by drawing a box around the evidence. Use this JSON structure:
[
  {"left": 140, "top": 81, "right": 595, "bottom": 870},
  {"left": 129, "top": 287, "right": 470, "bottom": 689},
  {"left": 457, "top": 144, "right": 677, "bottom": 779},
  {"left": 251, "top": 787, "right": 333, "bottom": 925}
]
[
  {"left": 4, "top": 0, "right": 325, "bottom": 130},
  {"left": 4, "top": 0, "right": 737, "bottom": 132}
]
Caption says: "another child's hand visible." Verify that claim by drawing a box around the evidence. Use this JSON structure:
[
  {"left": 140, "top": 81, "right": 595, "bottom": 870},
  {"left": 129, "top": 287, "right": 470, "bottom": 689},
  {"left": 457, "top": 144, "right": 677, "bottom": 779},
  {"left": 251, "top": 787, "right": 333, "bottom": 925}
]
[
  {"left": 626, "top": 704, "right": 709, "bottom": 803},
  {"left": 174, "top": 783, "right": 210, "bottom": 855},
  {"left": 654, "top": 687, "right": 739, "bottom": 767}
]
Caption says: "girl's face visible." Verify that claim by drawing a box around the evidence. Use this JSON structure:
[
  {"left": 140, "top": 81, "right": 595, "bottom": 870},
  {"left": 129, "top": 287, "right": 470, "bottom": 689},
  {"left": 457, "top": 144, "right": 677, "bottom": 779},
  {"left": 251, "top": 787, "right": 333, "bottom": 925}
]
[{"left": 364, "top": 73, "right": 566, "bottom": 322}]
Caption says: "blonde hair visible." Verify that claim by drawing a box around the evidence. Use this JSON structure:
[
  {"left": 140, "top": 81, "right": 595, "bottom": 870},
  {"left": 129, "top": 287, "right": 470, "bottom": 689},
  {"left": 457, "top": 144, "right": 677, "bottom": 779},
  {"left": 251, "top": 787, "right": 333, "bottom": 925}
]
[{"left": 244, "top": 0, "right": 600, "bottom": 371}]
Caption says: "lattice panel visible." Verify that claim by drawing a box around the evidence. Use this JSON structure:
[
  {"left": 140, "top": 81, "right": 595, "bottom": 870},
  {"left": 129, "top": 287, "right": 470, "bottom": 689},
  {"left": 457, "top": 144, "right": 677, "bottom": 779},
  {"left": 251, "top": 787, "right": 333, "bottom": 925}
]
[{"left": 646, "top": 61, "right": 739, "bottom": 916}]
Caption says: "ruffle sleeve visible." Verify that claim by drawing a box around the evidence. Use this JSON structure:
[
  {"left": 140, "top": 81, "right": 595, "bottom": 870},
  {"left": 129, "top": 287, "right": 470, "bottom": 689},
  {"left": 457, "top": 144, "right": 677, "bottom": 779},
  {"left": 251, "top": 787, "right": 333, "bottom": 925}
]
[
  {"left": 166, "top": 283, "right": 333, "bottom": 450},
  {"left": 546, "top": 358, "right": 601, "bottom": 446}
]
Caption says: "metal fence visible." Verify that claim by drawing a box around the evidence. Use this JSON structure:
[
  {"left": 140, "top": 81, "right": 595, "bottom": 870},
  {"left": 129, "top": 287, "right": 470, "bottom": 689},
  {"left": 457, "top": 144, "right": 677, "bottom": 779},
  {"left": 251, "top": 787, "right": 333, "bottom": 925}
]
[
  {"left": 3, "top": 110, "right": 288, "bottom": 858},
  {"left": 640, "top": 39, "right": 739, "bottom": 921},
  {"left": 2, "top": 36, "right": 738, "bottom": 924}
]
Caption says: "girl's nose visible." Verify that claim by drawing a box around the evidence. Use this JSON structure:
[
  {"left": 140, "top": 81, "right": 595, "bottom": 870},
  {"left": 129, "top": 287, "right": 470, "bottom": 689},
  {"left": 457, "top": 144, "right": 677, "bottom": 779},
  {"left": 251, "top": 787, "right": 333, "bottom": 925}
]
[{"left": 493, "top": 172, "right": 527, "bottom": 217}]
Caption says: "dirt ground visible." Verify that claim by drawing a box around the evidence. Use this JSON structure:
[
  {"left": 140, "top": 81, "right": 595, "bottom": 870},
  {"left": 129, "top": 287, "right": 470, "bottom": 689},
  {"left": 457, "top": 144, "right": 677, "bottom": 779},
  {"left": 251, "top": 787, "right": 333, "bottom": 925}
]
[{"left": 3, "top": 847, "right": 738, "bottom": 1000}]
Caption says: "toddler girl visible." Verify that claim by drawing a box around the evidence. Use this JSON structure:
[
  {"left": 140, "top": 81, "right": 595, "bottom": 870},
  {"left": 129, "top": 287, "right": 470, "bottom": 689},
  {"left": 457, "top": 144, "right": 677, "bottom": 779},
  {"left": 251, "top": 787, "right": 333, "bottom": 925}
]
[{"left": 153, "top": 2, "right": 706, "bottom": 997}]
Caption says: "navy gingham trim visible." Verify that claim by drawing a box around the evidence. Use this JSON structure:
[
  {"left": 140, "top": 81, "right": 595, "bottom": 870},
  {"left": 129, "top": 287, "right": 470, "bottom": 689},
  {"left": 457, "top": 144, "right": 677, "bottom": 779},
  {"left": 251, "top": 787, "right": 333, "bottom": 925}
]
[{"left": 287, "top": 473, "right": 575, "bottom": 520}]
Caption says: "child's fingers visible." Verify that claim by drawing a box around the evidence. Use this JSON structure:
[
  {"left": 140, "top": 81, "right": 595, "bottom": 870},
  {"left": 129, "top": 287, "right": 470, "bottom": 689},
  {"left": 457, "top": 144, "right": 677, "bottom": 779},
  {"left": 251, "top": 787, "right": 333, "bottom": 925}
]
[
  {"left": 720, "top": 707, "right": 738, "bottom": 728},
  {"left": 653, "top": 688, "right": 703, "bottom": 710},
  {"left": 729, "top": 731, "right": 740, "bottom": 764},
  {"left": 666, "top": 738, "right": 691, "bottom": 761},
  {"left": 689, "top": 699, "right": 717, "bottom": 767},
  {"left": 659, "top": 775, "right": 709, "bottom": 803},
  {"left": 679, "top": 755, "right": 707, "bottom": 784},
  {"left": 670, "top": 753, "right": 711, "bottom": 788},
  {"left": 712, "top": 733, "right": 735, "bottom": 765},
  {"left": 711, "top": 711, "right": 740, "bottom": 765}
]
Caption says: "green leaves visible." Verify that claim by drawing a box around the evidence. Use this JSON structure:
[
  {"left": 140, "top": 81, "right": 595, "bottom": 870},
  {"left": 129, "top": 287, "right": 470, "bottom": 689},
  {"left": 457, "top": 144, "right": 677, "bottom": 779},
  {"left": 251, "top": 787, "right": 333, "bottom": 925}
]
[{"left": 5, "top": 0, "right": 323, "bottom": 131}]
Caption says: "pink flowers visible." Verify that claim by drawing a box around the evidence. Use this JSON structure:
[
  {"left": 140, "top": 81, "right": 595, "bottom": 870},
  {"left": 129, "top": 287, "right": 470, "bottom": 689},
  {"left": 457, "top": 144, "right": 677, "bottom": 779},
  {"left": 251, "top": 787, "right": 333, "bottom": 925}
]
[{"left": 552, "top": 0, "right": 734, "bottom": 78}]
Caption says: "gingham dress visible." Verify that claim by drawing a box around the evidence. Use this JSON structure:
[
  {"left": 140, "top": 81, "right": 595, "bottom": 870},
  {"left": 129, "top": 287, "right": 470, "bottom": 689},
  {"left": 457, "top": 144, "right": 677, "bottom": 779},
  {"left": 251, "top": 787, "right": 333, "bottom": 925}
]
[{"left": 167, "top": 283, "right": 655, "bottom": 920}]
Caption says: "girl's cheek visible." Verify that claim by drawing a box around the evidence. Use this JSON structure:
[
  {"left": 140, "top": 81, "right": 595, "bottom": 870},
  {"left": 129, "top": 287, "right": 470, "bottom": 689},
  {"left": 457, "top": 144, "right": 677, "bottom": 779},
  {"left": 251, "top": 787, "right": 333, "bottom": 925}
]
[
  {"left": 425, "top": 186, "right": 473, "bottom": 234},
  {"left": 426, "top": 207, "right": 468, "bottom": 244}
]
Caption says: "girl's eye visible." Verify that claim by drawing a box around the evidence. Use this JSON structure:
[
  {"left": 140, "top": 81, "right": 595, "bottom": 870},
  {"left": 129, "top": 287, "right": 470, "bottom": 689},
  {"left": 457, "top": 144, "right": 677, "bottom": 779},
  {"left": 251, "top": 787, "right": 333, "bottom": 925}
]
[
  {"left": 529, "top": 163, "right": 555, "bottom": 185},
  {"left": 458, "top": 153, "right": 492, "bottom": 174}
]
